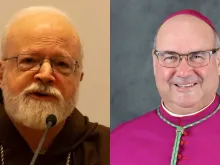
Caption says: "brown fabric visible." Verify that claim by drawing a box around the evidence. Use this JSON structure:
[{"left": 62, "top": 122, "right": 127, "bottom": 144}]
[{"left": 0, "top": 103, "right": 110, "bottom": 165}]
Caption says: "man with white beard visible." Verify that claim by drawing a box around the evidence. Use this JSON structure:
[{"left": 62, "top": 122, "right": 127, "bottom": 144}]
[{"left": 0, "top": 6, "right": 109, "bottom": 165}]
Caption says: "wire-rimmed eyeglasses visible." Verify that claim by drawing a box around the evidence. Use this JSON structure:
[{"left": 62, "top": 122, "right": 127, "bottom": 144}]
[
  {"left": 153, "top": 48, "right": 219, "bottom": 68},
  {"left": 3, "top": 54, "right": 80, "bottom": 75}
]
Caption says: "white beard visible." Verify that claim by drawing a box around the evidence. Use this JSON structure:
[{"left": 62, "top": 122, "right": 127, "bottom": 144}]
[{"left": 1, "top": 77, "right": 79, "bottom": 130}]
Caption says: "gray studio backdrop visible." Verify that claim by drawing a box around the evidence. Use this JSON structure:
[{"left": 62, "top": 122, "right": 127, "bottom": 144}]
[{"left": 110, "top": 0, "right": 220, "bottom": 130}]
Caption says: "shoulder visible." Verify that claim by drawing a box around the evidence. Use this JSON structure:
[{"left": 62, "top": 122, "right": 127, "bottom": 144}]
[
  {"left": 92, "top": 123, "right": 110, "bottom": 165},
  {"left": 87, "top": 122, "right": 109, "bottom": 144},
  {"left": 95, "top": 123, "right": 110, "bottom": 134},
  {"left": 111, "top": 109, "right": 158, "bottom": 133},
  {"left": 111, "top": 108, "right": 159, "bottom": 145},
  {"left": 110, "top": 109, "right": 161, "bottom": 164},
  {"left": 93, "top": 123, "right": 110, "bottom": 145}
]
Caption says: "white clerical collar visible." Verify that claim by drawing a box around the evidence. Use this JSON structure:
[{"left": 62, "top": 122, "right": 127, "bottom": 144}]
[{"left": 161, "top": 95, "right": 216, "bottom": 117}]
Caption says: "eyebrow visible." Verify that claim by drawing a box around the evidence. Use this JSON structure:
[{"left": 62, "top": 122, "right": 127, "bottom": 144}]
[
  {"left": 18, "top": 49, "right": 72, "bottom": 58},
  {"left": 157, "top": 49, "right": 215, "bottom": 54}
]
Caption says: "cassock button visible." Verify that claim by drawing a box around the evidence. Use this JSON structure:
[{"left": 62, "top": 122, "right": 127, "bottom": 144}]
[
  {"left": 183, "top": 130, "right": 188, "bottom": 136},
  {"left": 178, "top": 153, "right": 183, "bottom": 160},
  {"left": 180, "top": 140, "right": 184, "bottom": 146}
]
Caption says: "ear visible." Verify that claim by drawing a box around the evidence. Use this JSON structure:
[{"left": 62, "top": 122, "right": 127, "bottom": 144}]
[
  {"left": 152, "top": 49, "right": 157, "bottom": 75},
  {"left": 80, "top": 72, "right": 84, "bottom": 81},
  {"left": 216, "top": 50, "right": 220, "bottom": 75},
  {"left": 0, "top": 61, "right": 4, "bottom": 88}
]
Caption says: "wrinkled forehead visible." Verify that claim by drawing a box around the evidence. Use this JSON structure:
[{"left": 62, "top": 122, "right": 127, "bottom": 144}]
[
  {"left": 155, "top": 15, "right": 216, "bottom": 52},
  {"left": 4, "top": 13, "right": 82, "bottom": 61}
]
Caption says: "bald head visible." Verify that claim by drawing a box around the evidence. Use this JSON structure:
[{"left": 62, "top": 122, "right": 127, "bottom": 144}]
[
  {"left": 154, "top": 14, "right": 219, "bottom": 51},
  {"left": 1, "top": 6, "right": 83, "bottom": 64}
]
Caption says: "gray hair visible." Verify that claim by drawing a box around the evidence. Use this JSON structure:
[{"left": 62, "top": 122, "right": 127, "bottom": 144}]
[
  {"left": 215, "top": 33, "right": 220, "bottom": 48},
  {"left": 0, "top": 6, "right": 84, "bottom": 61}
]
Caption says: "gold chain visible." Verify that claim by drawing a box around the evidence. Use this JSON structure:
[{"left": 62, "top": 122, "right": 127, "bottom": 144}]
[{"left": 0, "top": 145, "right": 71, "bottom": 165}]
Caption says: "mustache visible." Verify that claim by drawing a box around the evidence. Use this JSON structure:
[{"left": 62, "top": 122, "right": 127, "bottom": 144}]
[
  {"left": 169, "top": 76, "right": 202, "bottom": 84},
  {"left": 22, "top": 83, "right": 63, "bottom": 100}
]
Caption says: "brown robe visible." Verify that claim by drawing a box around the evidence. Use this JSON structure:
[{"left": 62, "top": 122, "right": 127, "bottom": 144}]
[{"left": 0, "top": 102, "right": 109, "bottom": 165}]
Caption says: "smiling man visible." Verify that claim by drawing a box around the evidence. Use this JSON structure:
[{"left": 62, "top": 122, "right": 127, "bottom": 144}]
[
  {"left": 111, "top": 9, "right": 220, "bottom": 165},
  {"left": 0, "top": 6, "right": 109, "bottom": 165}
]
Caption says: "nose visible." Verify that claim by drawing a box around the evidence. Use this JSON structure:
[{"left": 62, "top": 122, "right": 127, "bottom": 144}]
[
  {"left": 175, "top": 57, "right": 193, "bottom": 78},
  {"left": 34, "top": 61, "right": 55, "bottom": 85}
]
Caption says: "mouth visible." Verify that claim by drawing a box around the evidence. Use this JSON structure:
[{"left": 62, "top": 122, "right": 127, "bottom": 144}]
[
  {"left": 27, "top": 92, "right": 57, "bottom": 100},
  {"left": 174, "top": 83, "right": 197, "bottom": 88}
]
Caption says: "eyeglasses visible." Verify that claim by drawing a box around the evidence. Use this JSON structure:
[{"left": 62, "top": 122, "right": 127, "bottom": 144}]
[
  {"left": 3, "top": 54, "right": 80, "bottom": 75},
  {"left": 153, "top": 48, "right": 219, "bottom": 68}
]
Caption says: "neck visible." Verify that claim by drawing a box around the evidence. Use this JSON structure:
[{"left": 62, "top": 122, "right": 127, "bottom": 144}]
[
  {"left": 11, "top": 120, "right": 65, "bottom": 154},
  {"left": 163, "top": 94, "right": 216, "bottom": 116}
]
